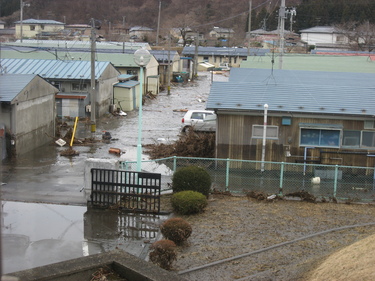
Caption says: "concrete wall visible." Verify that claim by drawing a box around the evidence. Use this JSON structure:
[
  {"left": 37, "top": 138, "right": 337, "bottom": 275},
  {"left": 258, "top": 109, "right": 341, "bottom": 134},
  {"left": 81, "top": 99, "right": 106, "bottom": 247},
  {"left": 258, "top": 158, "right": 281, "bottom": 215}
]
[
  {"left": 12, "top": 76, "right": 58, "bottom": 156},
  {"left": 96, "top": 65, "right": 120, "bottom": 118}
]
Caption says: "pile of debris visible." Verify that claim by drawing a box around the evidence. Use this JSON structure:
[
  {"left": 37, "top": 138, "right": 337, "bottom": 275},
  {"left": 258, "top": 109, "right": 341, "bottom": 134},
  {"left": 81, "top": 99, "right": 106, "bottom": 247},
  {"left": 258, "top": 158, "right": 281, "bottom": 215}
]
[{"left": 144, "top": 130, "right": 215, "bottom": 159}]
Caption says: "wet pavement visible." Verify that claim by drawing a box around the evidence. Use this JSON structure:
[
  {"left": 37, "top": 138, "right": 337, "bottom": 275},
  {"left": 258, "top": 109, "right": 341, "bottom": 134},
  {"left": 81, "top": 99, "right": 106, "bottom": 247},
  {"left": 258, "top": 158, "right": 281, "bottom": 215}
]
[{"left": 0, "top": 72, "right": 229, "bottom": 274}]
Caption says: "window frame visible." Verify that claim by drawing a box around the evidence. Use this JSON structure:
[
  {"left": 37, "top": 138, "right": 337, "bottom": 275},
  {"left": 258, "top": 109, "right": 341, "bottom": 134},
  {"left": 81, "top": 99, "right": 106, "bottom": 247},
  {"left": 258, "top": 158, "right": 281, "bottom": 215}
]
[
  {"left": 299, "top": 124, "right": 342, "bottom": 148},
  {"left": 252, "top": 125, "right": 279, "bottom": 140}
]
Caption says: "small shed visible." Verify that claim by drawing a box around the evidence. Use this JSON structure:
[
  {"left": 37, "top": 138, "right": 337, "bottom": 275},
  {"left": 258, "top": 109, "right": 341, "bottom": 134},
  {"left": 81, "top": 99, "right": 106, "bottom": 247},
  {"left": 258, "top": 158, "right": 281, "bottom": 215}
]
[
  {"left": 0, "top": 74, "right": 58, "bottom": 158},
  {"left": 113, "top": 74, "right": 140, "bottom": 112}
]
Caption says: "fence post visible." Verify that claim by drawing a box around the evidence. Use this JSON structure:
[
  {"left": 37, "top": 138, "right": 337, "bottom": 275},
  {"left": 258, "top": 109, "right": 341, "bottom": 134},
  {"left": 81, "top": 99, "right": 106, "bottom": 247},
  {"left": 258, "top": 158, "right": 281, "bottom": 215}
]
[
  {"left": 173, "top": 156, "right": 177, "bottom": 173},
  {"left": 226, "top": 158, "right": 230, "bottom": 191},
  {"left": 333, "top": 165, "right": 338, "bottom": 198},
  {"left": 279, "top": 162, "right": 284, "bottom": 195}
]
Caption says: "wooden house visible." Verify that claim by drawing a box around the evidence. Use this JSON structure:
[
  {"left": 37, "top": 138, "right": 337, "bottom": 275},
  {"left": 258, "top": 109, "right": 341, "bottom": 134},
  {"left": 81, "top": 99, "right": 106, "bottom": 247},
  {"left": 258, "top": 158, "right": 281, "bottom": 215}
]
[{"left": 206, "top": 68, "right": 375, "bottom": 169}]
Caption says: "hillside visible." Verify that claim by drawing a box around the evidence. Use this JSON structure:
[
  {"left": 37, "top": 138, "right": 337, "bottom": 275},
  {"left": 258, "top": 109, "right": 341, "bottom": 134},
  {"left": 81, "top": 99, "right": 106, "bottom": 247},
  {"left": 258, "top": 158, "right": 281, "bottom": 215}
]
[{"left": 1, "top": 0, "right": 374, "bottom": 44}]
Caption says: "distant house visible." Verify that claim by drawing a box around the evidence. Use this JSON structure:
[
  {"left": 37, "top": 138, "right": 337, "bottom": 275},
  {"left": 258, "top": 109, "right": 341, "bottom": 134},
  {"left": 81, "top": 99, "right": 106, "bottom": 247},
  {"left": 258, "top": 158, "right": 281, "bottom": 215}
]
[
  {"left": 14, "top": 19, "right": 65, "bottom": 39},
  {"left": 129, "top": 26, "right": 154, "bottom": 41},
  {"left": 64, "top": 24, "right": 92, "bottom": 40},
  {"left": 0, "top": 58, "right": 119, "bottom": 118},
  {"left": 150, "top": 49, "right": 181, "bottom": 85},
  {"left": 182, "top": 46, "right": 269, "bottom": 71},
  {"left": 0, "top": 74, "right": 58, "bottom": 159},
  {"left": 209, "top": 27, "right": 234, "bottom": 40},
  {"left": 299, "top": 26, "right": 349, "bottom": 49},
  {"left": 206, "top": 68, "right": 375, "bottom": 169}
]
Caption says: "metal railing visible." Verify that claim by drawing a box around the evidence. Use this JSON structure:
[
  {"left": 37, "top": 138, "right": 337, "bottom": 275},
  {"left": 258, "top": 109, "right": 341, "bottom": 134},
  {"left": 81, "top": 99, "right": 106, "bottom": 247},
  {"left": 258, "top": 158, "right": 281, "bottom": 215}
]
[
  {"left": 120, "top": 157, "right": 375, "bottom": 203},
  {"left": 91, "top": 168, "right": 161, "bottom": 213}
]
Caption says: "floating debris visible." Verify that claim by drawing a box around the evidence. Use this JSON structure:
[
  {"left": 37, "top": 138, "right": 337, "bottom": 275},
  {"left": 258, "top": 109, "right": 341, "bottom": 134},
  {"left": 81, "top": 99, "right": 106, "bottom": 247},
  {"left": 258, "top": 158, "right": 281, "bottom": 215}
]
[
  {"left": 60, "top": 147, "right": 79, "bottom": 157},
  {"left": 109, "top": 147, "right": 123, "bottom": 155}
]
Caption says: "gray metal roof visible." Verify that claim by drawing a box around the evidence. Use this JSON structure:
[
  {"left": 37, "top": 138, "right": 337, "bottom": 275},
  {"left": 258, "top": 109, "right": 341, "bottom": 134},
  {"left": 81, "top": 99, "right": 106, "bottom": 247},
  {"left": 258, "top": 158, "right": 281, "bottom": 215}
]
[
  {"left": 150, "top": 50, "right": 179, "bottom": 63},
  {"left": 299, "top": 26, "right": 340, "bottom": 34},
  {"left": 0, "top": 58, "right": 112, "bottom": 80},
  {"left": 14, "top": 19, "right": 64, "bottom": 25},
  {"left": 207, "top": 69, "right": 375, "bottom": 117},
  {"left": 229, "top": 68, "right": 374, "bottom": 86},
  {"left": 182, "top": 47, "right": 270, "bottom": 57},
  {"left": 0, "top": 74, "right": 37, "bottom": 102},
  {"left": 114, "top": 81, "right": 139, "bottom": 88}
]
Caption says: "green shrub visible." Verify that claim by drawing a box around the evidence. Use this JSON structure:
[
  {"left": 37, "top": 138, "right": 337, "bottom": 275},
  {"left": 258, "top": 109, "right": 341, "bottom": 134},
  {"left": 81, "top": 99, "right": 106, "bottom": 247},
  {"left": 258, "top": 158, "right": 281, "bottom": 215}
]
[
  {"left": 149, "top": 239, "right": 177, "bottom": 270},
  {"left": 171, "top": 190, "right": 208, "bottom": 215},
  {"left": 160, "top": 217, "right": 193, "bottom": 245},
  {"left": 172, "top": 165, "right": 212, "bottom": 196}
]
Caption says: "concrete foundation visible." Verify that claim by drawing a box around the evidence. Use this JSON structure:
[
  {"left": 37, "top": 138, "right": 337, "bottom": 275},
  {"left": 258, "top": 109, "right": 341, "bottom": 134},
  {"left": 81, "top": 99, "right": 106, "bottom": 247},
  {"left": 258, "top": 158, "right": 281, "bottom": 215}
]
[{"left": 4, "top": 249, "right": 187, "bottom": 281}]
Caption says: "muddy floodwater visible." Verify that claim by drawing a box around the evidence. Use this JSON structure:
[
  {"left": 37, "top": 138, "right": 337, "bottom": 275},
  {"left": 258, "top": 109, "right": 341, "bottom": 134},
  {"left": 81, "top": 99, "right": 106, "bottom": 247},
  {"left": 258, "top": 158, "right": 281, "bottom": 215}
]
[{"left": 0, "top": 72, "right": 228, "bottom": 274}]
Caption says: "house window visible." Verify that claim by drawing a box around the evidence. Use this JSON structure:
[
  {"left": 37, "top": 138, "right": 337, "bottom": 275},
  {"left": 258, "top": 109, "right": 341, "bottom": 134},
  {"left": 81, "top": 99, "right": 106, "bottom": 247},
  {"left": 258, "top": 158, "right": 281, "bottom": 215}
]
[
  {"left": 252, "top": 125, "right": 278, "bottom": 139},
  {"left": 300, "top": 128, "right": 340, "bottom": 147},
  {"left": 362, "top": 131, "right": 375, "bottom": 147},
  {"left": 342, "top": 130, "right": 375, "bottom": 148},
  {"left": 72, "top": 83, "right": 88, "bottom": 91},
  {"left": 203, "top": 56, "right": 209, "bottom": 62},
  {"left": 342, "top": 130, "right": 360, "bottom": 147},
  {"left": 40, "top": 24, "right": 45, "bottom": 30},
  {"left": 127, "top": 70, "right": 137, "bottom": 76},
  {"left": 30, "top": 25, "right": 35, "bottom": 31},
  {"left": 364, "top": 120, "right": 374, "bottom": 129}
]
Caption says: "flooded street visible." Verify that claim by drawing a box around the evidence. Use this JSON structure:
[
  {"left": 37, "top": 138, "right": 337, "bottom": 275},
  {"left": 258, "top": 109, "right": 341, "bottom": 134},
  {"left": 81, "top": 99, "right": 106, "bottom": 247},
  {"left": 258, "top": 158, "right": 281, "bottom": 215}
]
[{"left": 0, "top": 72, "right": 228, "bottom": 274}]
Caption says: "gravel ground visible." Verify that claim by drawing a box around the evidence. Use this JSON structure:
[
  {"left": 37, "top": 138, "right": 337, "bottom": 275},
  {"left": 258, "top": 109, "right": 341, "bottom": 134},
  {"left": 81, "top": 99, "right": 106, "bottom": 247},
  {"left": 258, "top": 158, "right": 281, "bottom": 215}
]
[{"left": 159, "top": 194, "right": 375, "bottom": 281}]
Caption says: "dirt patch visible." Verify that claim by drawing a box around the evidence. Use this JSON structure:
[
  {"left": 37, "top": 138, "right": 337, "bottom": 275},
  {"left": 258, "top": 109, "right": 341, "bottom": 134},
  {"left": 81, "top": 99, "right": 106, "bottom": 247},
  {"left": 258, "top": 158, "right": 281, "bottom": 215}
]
[{"left": 159, "top": 194, "right": 375, "bottom": 281}]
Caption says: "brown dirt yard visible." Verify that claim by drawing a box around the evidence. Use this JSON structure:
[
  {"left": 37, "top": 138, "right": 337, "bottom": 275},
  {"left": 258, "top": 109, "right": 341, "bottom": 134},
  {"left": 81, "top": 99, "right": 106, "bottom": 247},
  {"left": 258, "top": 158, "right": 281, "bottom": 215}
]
[{"left": 159, "top": 193, "right": 375, "bottom": 281}]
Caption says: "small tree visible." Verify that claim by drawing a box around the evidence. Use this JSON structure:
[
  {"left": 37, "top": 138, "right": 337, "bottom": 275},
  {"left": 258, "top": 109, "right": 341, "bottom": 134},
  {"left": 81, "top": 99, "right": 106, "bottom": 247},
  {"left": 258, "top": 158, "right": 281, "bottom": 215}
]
[
  {"left": 160, "top": 217, "right": 192, "bottom": 245},
  {"left": 172, "top": 165, "right": 212, "bottom": 197},
  {"left": 171, "top": 190, "right": 208, "bottom": 215},
  {"left": 149, "top": 240, "right": 177, "bottom": 270}
]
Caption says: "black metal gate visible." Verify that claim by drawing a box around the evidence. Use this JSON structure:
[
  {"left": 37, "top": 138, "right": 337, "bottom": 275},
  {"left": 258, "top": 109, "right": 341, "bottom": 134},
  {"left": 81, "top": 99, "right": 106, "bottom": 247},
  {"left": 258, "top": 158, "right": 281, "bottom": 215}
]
[{"left": 91, "top": 168, "right": 161, "bottom": 214}]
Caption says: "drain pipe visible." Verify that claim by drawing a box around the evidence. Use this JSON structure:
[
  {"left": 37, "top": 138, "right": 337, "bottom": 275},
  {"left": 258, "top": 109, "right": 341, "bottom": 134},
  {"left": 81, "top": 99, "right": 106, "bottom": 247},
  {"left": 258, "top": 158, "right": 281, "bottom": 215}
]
[{"left": 261, "top": 104, "right": 268, "bottom": 172}]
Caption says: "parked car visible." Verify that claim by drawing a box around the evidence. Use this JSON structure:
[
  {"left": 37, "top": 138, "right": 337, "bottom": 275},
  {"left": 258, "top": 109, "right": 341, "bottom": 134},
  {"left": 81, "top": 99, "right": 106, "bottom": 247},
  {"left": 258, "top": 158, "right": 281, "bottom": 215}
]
[{"left": 181, "top": 110, "right": 216, "bottom": 133}]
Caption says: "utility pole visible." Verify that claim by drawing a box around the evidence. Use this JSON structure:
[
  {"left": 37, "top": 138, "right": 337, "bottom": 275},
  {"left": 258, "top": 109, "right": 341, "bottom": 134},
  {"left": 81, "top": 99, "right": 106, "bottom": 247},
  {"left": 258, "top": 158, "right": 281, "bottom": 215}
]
[
  {"left": 167, "top": 36, "right": 171, "bottom": 95},
  {"left": 247, "top": 0, "right": 252, "bottom": 56},
  {"left": 289, "top": 8, "right": 296, "bottom": 32},
  {"left": 193, "top": 32, "right": 199, "bottom": 80},
  {"left": 122, "top": 16, "right": 126, "bottom": 53},
  {"left": 20, "top": 0, "right": 24, "bottom": 42},
  {"left": 90, "top": 18, "right": 96, "bottom": 133},
  {"left": 19, "top": 0, "right": 30, "bottom": 43},
  {"left": 278, "top": 0, "right": 286, "bottom": 70},
  {"left": 156, "top": 0, "right": 161, "bottom": 45}
]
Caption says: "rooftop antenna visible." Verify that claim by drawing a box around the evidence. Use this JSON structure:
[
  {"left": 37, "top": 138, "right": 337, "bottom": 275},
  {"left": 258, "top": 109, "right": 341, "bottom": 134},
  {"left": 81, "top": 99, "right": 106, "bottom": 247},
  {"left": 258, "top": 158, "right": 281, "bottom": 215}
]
[{"left": 263, "top": 43, "right": 277, "bottom": 85}]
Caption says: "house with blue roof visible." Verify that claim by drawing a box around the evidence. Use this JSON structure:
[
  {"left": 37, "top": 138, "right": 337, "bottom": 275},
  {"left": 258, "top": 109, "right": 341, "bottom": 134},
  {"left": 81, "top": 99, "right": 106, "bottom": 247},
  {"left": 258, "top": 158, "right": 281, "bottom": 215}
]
[
  {"left": 0, "top": 74, "right": 59, "bottom": 159},
  {"left": 0, "top": 58, "right": 119, "bottom": 118},
  {"left": 206, "top": 67, "right": 375, "bottom": 169}
]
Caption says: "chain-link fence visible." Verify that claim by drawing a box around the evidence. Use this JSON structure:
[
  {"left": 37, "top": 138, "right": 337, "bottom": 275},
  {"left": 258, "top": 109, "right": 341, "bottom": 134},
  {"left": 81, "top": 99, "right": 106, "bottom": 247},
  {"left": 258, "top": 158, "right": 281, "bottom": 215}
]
[{"left": 120, "top": 157, "right": 375, "bottom": 203}]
